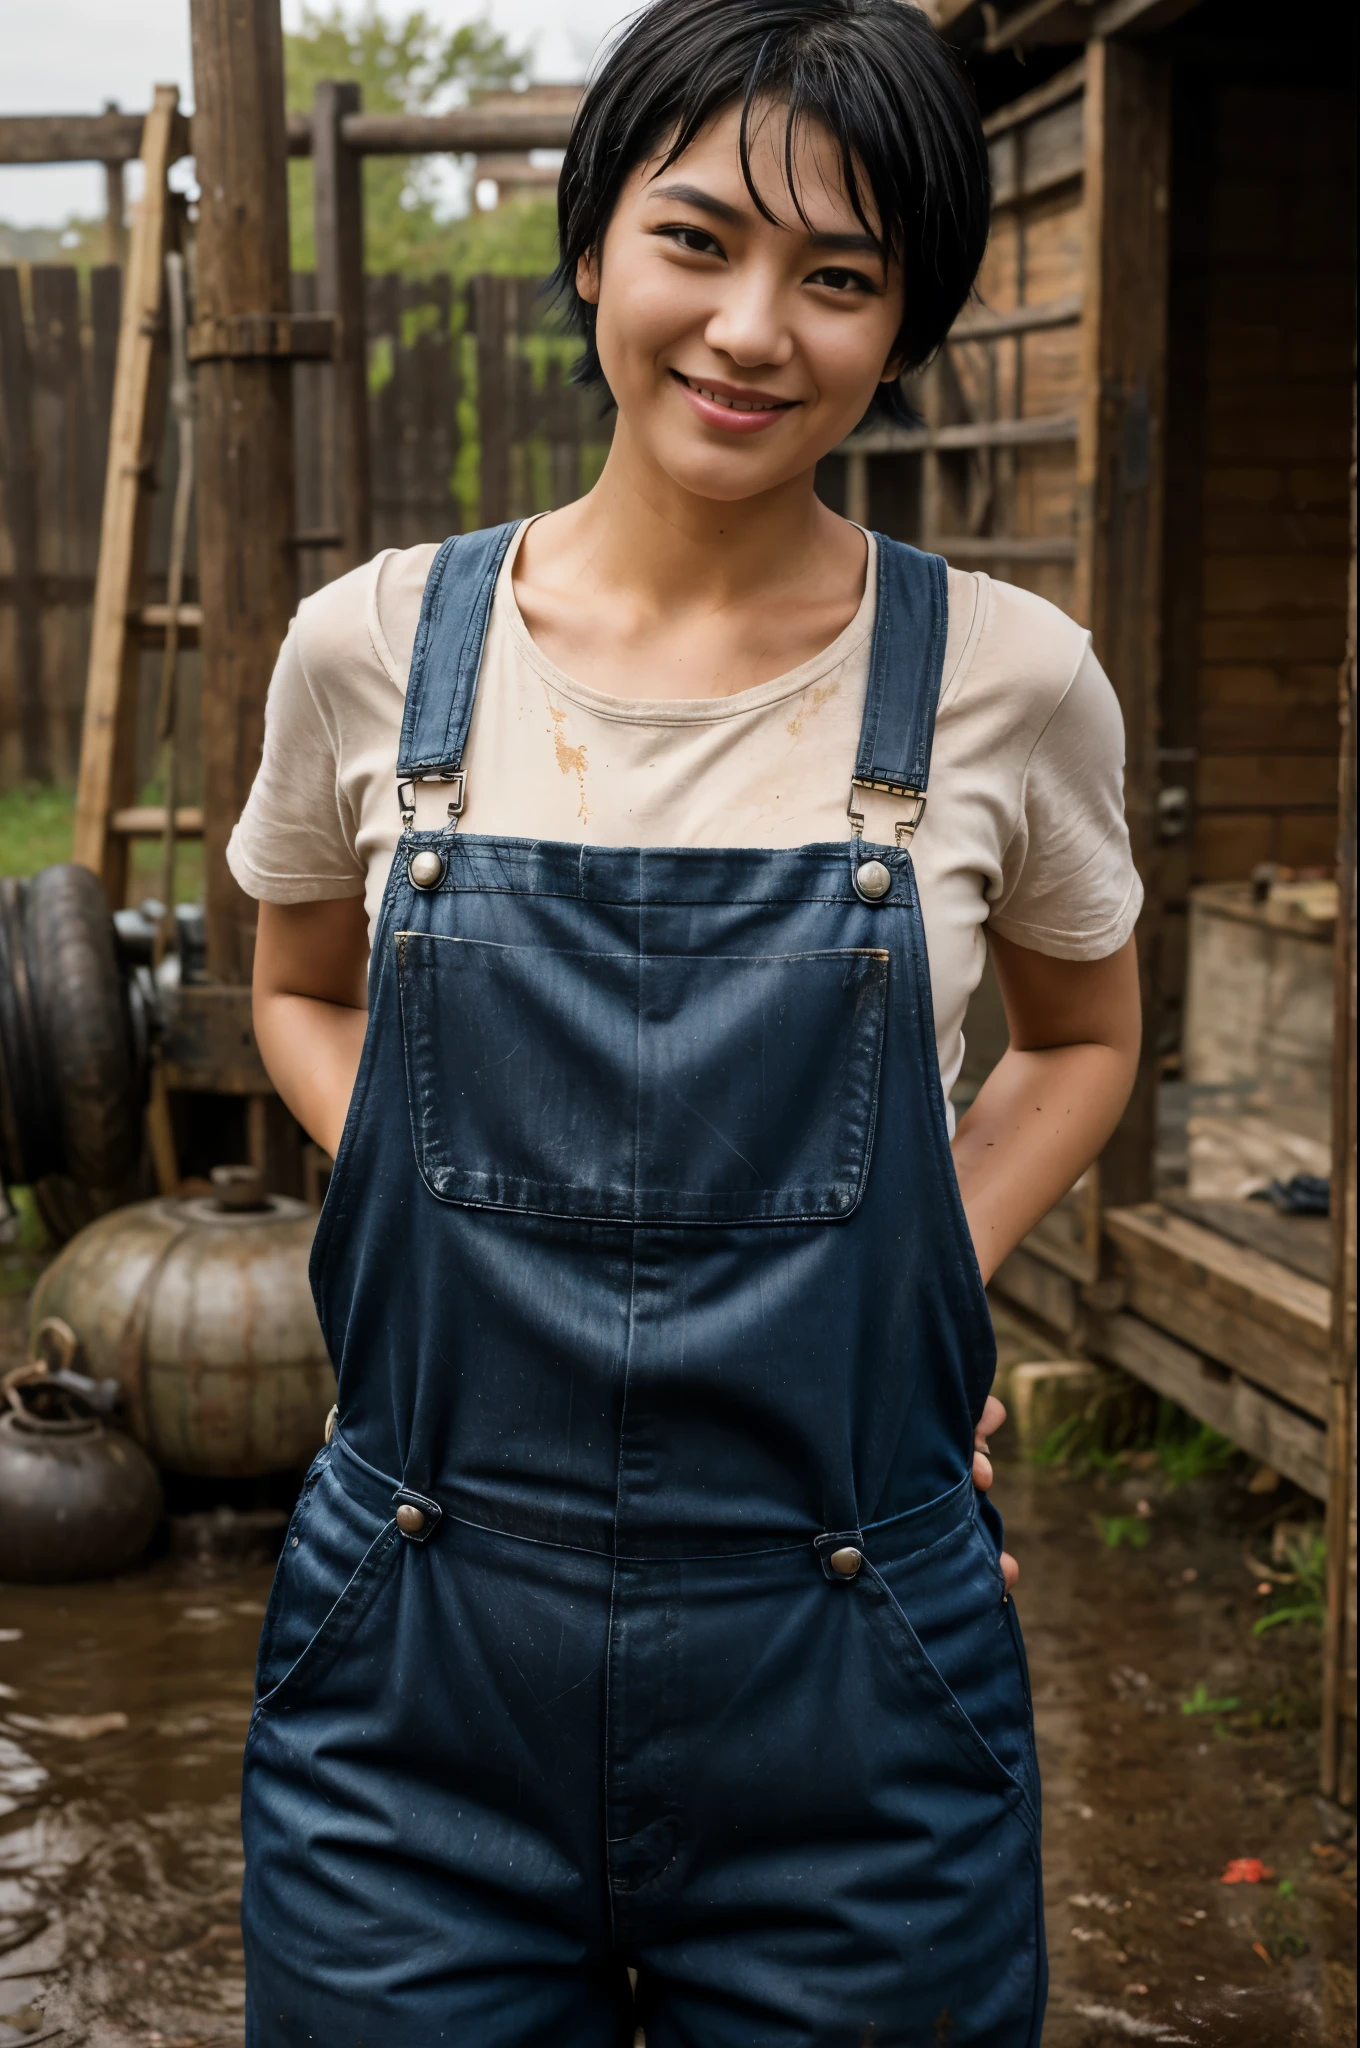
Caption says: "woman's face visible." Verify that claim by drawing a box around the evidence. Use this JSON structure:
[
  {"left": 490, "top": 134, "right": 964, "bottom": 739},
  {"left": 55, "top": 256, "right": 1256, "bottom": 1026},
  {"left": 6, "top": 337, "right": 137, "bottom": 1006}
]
[{"left": 579, "top": 100, "right": 905, "bottom": 505}]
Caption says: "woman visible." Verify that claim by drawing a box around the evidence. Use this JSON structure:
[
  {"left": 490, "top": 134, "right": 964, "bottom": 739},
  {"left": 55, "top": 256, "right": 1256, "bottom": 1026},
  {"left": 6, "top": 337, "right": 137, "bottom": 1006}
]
[{"left": 236, "top": 2, "right": 1141, "bottom": 2040}]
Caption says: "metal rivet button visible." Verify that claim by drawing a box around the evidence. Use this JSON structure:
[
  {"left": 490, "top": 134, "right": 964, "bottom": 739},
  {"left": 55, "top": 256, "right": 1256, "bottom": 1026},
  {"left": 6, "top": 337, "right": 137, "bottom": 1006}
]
[
  {"left": 408, "top": 849, "right": 445, "bottom": 890},
  {"left": 854, "top": 859, "right": 892, "bottom": 901},
  {"left": 395, "top": 1504, "right": 427, "bottom": 1537},
  {"left": 829, "top": 1545, "right": 863, "bottom": 1577}
]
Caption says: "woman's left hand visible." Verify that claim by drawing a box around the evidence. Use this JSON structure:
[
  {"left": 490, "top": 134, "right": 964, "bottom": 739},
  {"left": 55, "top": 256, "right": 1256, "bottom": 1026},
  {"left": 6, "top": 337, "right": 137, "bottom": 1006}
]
[{"left": 973, "top": 1394, "right": 1019, "bottom": 1592}]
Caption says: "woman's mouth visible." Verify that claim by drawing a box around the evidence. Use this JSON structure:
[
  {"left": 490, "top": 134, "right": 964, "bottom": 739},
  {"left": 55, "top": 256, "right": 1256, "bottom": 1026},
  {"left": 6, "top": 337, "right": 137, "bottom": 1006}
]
[{"left": 670, "top": 371, "right": 800, "bottom": 434}]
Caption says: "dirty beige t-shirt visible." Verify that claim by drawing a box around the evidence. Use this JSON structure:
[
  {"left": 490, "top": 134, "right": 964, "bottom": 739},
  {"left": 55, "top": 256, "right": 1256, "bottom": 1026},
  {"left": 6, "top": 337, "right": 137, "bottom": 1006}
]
[{"left": 228, "top": 524, "right": 1142, "bottom": 1119}]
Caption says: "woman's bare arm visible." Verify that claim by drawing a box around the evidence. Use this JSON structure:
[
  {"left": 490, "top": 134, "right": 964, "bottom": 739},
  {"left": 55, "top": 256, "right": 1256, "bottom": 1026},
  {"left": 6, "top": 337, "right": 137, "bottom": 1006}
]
[
  {"left": 952, "top": 929, "right": 1141, "bottom": 1286},
  {"left": 253, "top": 898, "right": 371, "bottom": 1158}
]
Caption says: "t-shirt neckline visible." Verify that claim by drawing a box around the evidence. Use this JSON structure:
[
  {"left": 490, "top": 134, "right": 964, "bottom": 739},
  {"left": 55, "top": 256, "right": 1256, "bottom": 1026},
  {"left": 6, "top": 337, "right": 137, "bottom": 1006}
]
[{"left": 494, "top": 516, "right": 878, "bottom": 727}]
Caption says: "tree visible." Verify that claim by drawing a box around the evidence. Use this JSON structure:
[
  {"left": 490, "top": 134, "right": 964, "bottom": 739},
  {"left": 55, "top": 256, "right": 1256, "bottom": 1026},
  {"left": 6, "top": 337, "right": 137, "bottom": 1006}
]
[{"left": 284, "top": 3, "right": 557, "bottom": 278}]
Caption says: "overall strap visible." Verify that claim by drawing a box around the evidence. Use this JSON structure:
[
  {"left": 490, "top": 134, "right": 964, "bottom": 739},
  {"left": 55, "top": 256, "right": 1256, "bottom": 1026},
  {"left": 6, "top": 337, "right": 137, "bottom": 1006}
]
[
  {"left": 849, "top": 535, "right": 949, "bottom": 845},
  {"left": 396, "top": 521, "right": 519, "bottom": 824}
]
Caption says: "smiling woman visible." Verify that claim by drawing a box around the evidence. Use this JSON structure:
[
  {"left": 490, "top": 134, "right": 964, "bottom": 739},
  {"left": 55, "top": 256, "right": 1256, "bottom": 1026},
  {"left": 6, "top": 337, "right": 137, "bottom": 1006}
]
[{"left": 232, "top": 5, "right": 1142, "bottom": 2044}]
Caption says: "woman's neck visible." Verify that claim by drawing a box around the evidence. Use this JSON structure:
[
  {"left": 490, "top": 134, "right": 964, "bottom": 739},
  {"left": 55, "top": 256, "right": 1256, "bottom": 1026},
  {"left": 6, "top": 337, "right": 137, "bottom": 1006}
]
[
  {"left": 511, "top": 417, "right": 869, "bottom": 701},
  {"left": 529, "top": 414, "right": 856, "bottom": 623}
]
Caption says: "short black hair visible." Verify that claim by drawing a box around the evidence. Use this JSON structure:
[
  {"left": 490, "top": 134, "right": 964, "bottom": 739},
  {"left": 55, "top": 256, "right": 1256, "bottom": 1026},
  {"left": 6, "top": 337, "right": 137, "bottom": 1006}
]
[{"left": 552, "top": 0, "right": 990, "bottom": 422}]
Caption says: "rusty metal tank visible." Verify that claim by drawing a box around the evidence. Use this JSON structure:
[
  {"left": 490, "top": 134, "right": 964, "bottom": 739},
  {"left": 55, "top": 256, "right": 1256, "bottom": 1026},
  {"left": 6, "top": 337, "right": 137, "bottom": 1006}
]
[
  {"left": 0, "top": 1352, "right": 163, "bottom": 1583},
  {"left": 28, "top": 1167, "right": 336, "bottom": 1477}
]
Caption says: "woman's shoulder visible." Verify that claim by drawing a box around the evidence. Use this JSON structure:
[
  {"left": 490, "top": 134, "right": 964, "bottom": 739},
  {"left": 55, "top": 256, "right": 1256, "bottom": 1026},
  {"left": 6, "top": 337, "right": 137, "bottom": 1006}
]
[
  {"left": 292, "top": 541, "right": 443, "bottom": 703},
  {"left": 942, "top": 568, "right": 1093, "bottom": 707}
]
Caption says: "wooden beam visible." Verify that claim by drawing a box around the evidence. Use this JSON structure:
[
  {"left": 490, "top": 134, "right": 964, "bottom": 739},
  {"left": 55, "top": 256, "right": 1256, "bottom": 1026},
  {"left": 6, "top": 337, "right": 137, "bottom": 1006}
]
[
  {"left": 951, "top": 293, "right": 1083, "bottom": 342},
  {"left": 1086, "top": 1309, "right": 1328, "bottom": 1500},
  {"left": 845, "top": 411, "right": 1078, "bottom": 457},
  {"left": 983, "top": 57, "right": 1087, "bottom": 138},
  {"left": 0, "top": 102, "right": 574, "bottom": 169},
  {"left": 1322, "top": 387, "right": 1357, "bottom": 1804},
  {"left": 312, "top": 80, "right": 371, "bottom": 573},
  {"left": 281, "top": 104, "right": 578, "bottom": 159},
  {"left": 0, "top": 110, "right": 152, "bottom": 164},
  {"left": 71, "top": 85, "right": 180, "bottom": 899},
  {"left": 1104, "top": 1203, "right": 1331, "bottom": 1418},
  {"left": 986, "top": 0, "right": 1094, "bottom": 54},
  {"left": 110, "top": 805, "right": 205, "bottom": 837},
  {"left": 1093, "top": 0, "right": 1205, "bottom": 35},
  {"left": 190, "top": 0, "right": 297, "bottom": 984},
  {"left": 1075, "top": 38, "right": 1171, "bottom": 1208}
]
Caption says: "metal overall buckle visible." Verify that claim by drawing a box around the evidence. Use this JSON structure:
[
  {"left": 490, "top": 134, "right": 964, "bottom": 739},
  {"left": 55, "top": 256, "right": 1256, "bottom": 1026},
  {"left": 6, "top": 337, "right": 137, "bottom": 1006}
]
[
  {"left": 846, "top": 778, "right": 927, "bottom": 848},
  {"left": 398, "top": 769, "right": 465, "bottom": 833}
]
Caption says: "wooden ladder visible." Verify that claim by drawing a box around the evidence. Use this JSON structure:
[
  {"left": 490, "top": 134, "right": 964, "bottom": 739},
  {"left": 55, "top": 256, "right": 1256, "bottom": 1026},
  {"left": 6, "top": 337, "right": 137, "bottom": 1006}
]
[{"left": 72, "top": 85, "right": 200, "bottom": 907}]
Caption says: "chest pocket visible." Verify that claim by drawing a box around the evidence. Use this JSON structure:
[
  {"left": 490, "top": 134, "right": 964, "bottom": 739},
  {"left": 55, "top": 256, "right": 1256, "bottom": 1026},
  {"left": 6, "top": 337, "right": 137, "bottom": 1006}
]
[{"left": 396, "top": 931, "right": 889, "bottom": 1226}]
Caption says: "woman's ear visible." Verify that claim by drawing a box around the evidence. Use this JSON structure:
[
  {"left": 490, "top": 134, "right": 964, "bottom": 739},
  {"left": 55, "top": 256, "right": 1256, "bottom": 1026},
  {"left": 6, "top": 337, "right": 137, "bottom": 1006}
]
[
  {"left": 576, "top": 248, "right": 601, "bottom": 306},
  {"left": 879, "top": 352, "right": 906, "bottom": 387}
]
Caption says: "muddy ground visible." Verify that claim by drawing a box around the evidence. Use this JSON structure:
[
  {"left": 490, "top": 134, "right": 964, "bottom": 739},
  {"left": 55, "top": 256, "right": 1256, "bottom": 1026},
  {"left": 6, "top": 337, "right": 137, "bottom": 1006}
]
[{"left": 0, "top": 1333, "right": 1355, "bottom": 2047}]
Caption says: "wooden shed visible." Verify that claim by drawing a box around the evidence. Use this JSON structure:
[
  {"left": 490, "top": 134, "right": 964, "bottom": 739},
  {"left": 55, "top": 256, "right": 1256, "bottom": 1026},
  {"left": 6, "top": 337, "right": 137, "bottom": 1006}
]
[{"left": 851, "top": 0, "right": 1357, "bottom": 1802}]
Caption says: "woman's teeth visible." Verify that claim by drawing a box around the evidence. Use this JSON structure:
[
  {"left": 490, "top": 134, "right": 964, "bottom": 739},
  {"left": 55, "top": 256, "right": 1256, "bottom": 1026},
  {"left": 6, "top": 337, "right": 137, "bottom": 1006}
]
[{"left": 688, "top": 381, "right": 782, "bottom": 412}]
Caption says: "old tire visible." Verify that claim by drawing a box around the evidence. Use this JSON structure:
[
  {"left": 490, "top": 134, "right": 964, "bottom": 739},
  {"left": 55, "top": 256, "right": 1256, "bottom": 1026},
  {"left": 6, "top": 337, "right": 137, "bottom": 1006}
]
[{"left": 24, "top": 864, "right": 145, "bottom": 1193}]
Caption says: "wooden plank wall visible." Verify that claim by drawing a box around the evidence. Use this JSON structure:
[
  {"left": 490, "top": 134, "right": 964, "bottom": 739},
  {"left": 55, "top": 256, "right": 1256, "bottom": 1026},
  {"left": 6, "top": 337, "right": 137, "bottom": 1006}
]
[
  {"left": 0, "top": 266, "right": 122, "bottom": 787},
  {"left": 0, "top": 266, "right": 606, "bottom": 793},
  {"left": 1160, "top": 77, "right": 1355, "bottom": 997},
  {"left": 923, "top": 63, "right": 1088, "bottom": 613}
]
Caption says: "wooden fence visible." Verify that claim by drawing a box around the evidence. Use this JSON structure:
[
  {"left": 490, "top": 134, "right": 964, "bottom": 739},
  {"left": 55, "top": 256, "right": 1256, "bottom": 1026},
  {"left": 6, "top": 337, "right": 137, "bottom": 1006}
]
[{"left": 0, "top": 265, "right": 614, "bottom": 794}]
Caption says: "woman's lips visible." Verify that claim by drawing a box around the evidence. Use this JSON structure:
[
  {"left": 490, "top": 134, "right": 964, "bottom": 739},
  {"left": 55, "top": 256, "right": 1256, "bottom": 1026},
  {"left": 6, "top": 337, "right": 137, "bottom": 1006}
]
[{"left": 671, "top": 370, "right": 799, "bottom": 435}]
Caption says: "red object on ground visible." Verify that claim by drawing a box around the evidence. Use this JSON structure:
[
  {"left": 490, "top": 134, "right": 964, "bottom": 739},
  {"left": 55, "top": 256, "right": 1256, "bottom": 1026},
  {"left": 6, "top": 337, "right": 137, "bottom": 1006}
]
[{"left": 1220, "top": 1859, "right": 1274, "bottom": 1884}]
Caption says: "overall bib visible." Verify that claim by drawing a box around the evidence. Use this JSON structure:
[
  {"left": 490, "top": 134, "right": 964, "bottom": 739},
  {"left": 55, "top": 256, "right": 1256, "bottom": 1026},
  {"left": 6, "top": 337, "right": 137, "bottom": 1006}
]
[{"left": 240, "top": 526, "right": 1046, "bottom": 2048}]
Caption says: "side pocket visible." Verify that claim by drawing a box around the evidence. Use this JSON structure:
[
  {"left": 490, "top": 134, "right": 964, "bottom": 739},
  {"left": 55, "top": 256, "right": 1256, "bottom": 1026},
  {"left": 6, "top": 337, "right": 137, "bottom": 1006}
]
[
  {"left": 864, "top": 1561, "right": 1038, "bottom": 1836},
  {"left": 253, "top": 1520, "right": 402, "bottom": 1722}
]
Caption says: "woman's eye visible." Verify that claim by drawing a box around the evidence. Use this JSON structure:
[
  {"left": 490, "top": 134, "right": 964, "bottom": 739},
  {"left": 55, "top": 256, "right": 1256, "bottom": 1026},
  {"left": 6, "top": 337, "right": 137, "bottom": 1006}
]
[
  {"left": 660, "top": 225, "right": 723, "bottom": 257},
  {"left": 809, "top": 266, "right": 876, "bottom": 295}
]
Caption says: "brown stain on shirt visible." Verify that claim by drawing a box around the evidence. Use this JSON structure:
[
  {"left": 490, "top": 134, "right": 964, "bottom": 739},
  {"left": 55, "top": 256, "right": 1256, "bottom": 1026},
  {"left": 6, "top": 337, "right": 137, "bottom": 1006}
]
[
  {"left": 548, "top": 700, "right": 590, "bottom": 822},
  {"left": 786, "top": 680, "right": 839, "bottom": 740}
]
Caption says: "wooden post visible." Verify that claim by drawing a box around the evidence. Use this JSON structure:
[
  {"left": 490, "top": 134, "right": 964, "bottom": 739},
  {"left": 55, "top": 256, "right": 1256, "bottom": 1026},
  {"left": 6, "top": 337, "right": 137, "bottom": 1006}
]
[
  {"left": 102, "top": 101, "right": 128, "bottom": 267},
  {"left": 470, "top": 274, "right": 514, "bottom": 527},
  {"left": 312, "top": 79, "right": 371, "bottom": 573},
  {"left": 72, "top": 85, "right": 180, "bottom": 901},
  {"left": 1074, "top": 38, "right": 1171, "bottom": 1209},
  {"left": 189, "top": 0, "right": 297, "bottom": 984},
  {"left": 1322, "top": 394, "right": 1357, "bottom": 1807},
  {"left": 0, "top": 272, "right": 45, "bottom": 784}
]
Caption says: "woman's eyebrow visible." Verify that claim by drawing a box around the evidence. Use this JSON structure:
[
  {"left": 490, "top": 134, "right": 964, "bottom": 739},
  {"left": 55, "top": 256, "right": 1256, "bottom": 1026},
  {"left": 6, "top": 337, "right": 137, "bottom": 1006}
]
[{"left": 647, "top": 181, "right": 883, "bottom": 258}]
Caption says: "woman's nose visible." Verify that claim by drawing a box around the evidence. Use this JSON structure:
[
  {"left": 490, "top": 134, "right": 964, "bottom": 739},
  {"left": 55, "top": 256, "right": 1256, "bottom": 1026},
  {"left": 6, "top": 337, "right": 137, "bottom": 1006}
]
[{"left": 703, "top": 273, "right": 795, "bottom": 370}]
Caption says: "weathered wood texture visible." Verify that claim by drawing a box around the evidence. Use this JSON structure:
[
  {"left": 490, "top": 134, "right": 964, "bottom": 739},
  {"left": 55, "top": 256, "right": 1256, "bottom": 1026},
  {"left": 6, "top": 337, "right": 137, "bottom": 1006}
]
[
  {"left": 311, "top": 80, "right": 370, "bottom": 576},
  {"left": 189, "top": 0, "right": 298, "bottom": 984},
  {"left": 857, "top": 61, "right": 1088, "bottom": 608},
  {"left": 1, "top": 265, "right": 607, "bottom": 797},
  {"left": 1104, "top": 1200, "right": 1332, "bottom": 1418},
  {"left": 1160, "top": 78, "right": 1355, "bottom": 907},
  {"left": 468, "top": 275, "right": 612, "bottom": 528},
  {"left": 1322, "top": 390, "right": 1357, "bottom": 1805},
  {"left": 1075, "top": 40, "right": 1171, "bottom": 1209},
  {"left": 70, "top": 87, "right": 181, "bottom": 904}
]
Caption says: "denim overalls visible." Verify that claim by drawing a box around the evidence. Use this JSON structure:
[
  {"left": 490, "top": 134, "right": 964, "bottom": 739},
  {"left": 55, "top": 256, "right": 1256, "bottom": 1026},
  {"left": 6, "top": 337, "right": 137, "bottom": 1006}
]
[{"left": 240, "top": 524, "right": 1046, "bottom": 2046}]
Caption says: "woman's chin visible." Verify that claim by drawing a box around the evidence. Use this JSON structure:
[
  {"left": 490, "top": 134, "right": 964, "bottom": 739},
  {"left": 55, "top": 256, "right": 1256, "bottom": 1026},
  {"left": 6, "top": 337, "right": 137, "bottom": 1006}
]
[{"left": 636, "top": 431, "right": 825, "bottom": 507}]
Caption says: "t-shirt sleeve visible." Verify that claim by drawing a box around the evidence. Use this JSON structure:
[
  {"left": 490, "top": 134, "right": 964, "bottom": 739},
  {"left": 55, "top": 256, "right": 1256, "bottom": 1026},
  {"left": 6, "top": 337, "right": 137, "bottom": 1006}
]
[
  {"left": 986, "top": 642, "right": 1143, "bottom": 959},
  {"left": 226, "top": 614, "right": 367, "bottom": 904}
]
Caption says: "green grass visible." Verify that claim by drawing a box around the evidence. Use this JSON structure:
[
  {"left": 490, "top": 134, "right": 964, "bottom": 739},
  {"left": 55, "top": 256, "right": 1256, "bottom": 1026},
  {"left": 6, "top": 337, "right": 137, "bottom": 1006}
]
[
  {"left": 0, "top": 783, "right": 202, "bottom": 903},
  {"left": 1253, "top": 1530, "right": 1327, "bottom": 1636},
  {"left": 1093, "top": 1512, "right": 1152, "bottom": 1550},
  {"left": 0, "top": 784, "right": 75, "bottom": 876},
  {"left": 1034, "top": 1382, "right": 1241, "bottom": 1488},
  {"left": 1181, "top": 1681, "right": 1243, "bottom": 1716}
]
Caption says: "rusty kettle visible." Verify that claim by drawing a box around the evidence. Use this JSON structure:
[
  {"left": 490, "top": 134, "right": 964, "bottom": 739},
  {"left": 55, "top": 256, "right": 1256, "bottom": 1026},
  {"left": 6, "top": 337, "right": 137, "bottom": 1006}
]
[{"left": 0, "top": 1330, "right": 163, "bottom": 1583}]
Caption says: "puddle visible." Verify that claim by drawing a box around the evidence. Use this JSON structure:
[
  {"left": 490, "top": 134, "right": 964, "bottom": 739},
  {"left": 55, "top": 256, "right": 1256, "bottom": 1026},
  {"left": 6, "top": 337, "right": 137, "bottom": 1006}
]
[{"left": 0, "top": 1451, "right": 1354, "bottom": 2045}]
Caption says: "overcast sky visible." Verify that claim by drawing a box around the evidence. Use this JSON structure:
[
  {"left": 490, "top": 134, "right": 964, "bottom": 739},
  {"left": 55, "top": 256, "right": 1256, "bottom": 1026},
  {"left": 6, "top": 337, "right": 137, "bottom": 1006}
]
[{"left": 2, "top": 0, "right": 631, "bottom": 224}]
